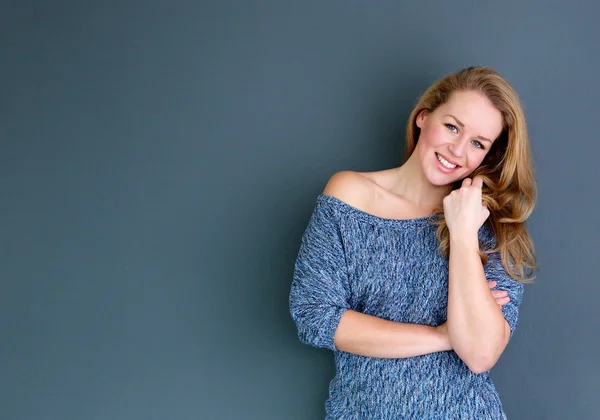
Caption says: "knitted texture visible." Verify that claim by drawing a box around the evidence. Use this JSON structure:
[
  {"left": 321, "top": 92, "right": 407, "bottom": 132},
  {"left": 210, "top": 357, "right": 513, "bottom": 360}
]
[{"left": 289, "top": 194, "right": 524, "bottom": 419}]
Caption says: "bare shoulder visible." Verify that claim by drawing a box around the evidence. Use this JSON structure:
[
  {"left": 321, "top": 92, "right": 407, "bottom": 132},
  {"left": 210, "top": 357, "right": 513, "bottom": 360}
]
[{"left": 322, "top": 170, "right": 376, "bottom": 209}]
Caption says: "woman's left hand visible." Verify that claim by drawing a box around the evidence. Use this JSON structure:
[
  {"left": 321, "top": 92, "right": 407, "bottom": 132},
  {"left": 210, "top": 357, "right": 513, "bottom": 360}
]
[{"left": 443, "top": 176, "right": 490, "bottom": 240}]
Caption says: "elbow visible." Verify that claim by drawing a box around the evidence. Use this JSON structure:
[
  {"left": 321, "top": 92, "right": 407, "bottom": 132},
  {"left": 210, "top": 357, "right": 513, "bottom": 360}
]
[
  {"left": 292, "top": 312, "right": 324, "bottom": 348},
  {"left": 450, "top": 322, "right": 509, "bottom": 374},
  {"left": 289, "top": 303, "right": 347, "bottom": 351},
  {"left": 293, "top": 318, "right": 335, "bottom": 350},
  {"left": 456, "top": 346, "right": 502, "bottom": 374},
  {"left": 451, "top": 336, "right": 502, "bottom": 374},
  {"left": 465, "top": 355, "right": 497, "bottom": 375}
]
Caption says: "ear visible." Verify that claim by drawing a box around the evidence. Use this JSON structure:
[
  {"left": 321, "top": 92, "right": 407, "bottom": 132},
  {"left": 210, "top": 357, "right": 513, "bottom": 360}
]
[{"left": 415, "top": 109, "right": 428, "bottom": 129}]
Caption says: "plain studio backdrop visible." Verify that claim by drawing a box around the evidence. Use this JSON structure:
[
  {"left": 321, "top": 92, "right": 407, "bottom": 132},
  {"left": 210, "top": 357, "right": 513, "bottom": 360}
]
[{"left": 1, "top": 1, "right": 599, "bottom": 419}]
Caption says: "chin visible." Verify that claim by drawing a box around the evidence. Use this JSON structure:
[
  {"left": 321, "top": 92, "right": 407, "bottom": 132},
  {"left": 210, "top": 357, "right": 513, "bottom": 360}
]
[{"left": 428, "top": 173, "right": 463, "bottom": 187}]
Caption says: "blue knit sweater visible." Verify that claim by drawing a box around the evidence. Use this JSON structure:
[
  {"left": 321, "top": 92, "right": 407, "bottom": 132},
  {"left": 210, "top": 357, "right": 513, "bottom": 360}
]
[{"left": 289, "top": 194, "right": 524, "bottom": 419}]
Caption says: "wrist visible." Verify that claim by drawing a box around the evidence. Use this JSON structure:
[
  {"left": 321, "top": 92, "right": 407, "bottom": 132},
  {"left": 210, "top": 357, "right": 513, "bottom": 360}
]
[
  {"left": 449, "top": 231, "right": 479, "bottom": 250},
  {"left": 434, "top": 324, "right": 452, "bottom": 351}
]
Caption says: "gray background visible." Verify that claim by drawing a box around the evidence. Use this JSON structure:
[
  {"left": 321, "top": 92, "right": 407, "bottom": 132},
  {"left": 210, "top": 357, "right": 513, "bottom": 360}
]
[{"left": 2, "top": 0, "right": 598, "bottom": 419}]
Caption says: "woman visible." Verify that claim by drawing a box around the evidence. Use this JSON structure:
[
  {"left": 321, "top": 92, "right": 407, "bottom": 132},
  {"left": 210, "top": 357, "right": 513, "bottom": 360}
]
[{"left": 289, "top": 66, "right": 537, "bottom": 419}]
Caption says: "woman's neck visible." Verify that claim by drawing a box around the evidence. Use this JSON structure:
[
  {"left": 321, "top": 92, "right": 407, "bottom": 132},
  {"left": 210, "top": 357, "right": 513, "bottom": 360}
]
[{"left": 390, "top": 153, "right": 453, "bottom": 209}]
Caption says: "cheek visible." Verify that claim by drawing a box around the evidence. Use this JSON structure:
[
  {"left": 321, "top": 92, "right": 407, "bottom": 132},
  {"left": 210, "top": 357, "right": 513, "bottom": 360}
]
[
  {"left": 465, "top": 154, "right": 487, "bottom": 171},
  {"left": 473, "top": 151, "right": 489, "bottom": 165},
  {"left": 425, "top": 125, "right": 447, "bottom": 145}
]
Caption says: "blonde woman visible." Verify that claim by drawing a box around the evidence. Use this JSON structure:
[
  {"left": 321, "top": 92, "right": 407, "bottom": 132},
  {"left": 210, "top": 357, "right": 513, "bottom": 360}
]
[{"left": 289, "top": 66, "right": 537, "bottom": 419}]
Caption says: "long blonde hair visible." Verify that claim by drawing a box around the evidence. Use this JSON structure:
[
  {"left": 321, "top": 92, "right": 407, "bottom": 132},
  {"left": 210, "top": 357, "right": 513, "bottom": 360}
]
[{"left": 405, "top": 66, "right": 537, "bottom": 283}]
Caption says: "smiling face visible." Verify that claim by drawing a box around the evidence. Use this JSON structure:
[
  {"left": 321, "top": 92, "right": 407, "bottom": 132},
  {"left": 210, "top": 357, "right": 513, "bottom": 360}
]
[{"left": 414, "top": 90, "right": 504, "bottom": 186}]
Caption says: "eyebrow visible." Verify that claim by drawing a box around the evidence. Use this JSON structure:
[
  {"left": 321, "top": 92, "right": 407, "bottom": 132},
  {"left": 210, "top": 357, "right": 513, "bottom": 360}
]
[{"left": 444, "top": 114, "right": 493, "bottom": 143}]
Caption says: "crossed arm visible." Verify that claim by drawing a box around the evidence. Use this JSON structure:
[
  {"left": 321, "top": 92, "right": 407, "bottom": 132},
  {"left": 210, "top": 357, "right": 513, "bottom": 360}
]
[{"left": 332, "top": 277, "right": 510, "bottom": 372}]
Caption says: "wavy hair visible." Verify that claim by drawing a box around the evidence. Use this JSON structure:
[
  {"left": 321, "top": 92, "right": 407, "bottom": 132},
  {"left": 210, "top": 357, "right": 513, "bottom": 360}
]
[{"left": 404, "top": 66, "right": 537, "bottom": 283}]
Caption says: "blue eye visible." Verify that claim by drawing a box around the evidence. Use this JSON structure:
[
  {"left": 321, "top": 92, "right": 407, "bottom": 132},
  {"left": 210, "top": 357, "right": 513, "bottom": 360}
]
[
  {"left": 472, "top": 140, "right": 485, "bottom": 150},
  {"left": 445, "top": 124, "right": 458, "bottom": 133}
]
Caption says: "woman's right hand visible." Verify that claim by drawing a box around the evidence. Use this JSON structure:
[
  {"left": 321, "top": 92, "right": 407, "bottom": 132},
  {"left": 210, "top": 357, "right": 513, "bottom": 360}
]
[{"left": 488, "top": 280, "right": 510, "bottom": 307}]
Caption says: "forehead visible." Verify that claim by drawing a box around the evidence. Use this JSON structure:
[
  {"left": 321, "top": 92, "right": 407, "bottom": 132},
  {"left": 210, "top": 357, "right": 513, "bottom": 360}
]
[{"left": 437, "top": 90, "right": 504, "bottom": 141}]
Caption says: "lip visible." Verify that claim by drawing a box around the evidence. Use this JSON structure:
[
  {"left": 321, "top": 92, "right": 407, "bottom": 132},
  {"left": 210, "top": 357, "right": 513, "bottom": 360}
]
[{"left": 435, "top": 152, "right": 461, "bottom": 172}]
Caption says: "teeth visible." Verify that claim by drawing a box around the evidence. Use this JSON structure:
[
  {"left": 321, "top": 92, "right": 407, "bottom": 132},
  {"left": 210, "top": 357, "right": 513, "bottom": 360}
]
[{"left": 437, "top": 153, "right": 457, "bottom": 169}]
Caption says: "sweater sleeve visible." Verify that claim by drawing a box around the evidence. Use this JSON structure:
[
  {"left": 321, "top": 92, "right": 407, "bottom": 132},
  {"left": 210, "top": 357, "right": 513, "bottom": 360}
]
[
  {"left": 483, "top": 246, "right": 525, "bottom": 340},
  {"left": 289, "top": 197, "right": 351, "bottom": 351}
]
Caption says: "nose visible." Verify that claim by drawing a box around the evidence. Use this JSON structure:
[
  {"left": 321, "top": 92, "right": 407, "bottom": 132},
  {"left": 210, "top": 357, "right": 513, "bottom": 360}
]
[{"left": 448, "top": 136, "right": 469, "bottom": 158}]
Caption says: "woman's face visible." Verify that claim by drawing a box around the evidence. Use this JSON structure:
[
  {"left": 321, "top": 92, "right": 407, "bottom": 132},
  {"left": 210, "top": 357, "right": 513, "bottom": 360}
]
[{"left": 415, "top": 90, "right": 503, "bottom": 187}]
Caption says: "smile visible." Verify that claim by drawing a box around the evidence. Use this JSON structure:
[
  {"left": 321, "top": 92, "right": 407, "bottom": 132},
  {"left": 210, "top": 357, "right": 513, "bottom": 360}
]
[{"left": 436, "top": 153, "right": 460, "bottom": 169}]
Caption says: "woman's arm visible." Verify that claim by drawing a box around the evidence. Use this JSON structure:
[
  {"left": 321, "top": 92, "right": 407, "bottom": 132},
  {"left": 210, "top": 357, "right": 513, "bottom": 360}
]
[
  {"left": 289, "top": 195, "right": 453, "bottom": 359},
  {"left": 333, "top": 310, "right": 451, "bottom": 358},
  {"left": 447, "top": 234, "right": 509, "bottom": 373},
  {"left": 443, "top": 176, "right": 518, "bottom": 374},
  {"left": 333, "top": 281, "right": 509, "bottom": 359}
]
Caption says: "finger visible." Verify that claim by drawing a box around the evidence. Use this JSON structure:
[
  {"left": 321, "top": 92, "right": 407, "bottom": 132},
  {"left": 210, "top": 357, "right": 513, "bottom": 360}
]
[
  {"left": 495, "top": 297, "right": 510, "bottom": 306},
  {"left": 482, "top": 204, "right": 490, "bottom": 218},
  {"left": 487, "top": 280, "right": 497, "bottom": 288},
  {"left": 472, "top": 176, "right": 484, "bottom": 189},
  {"left": 491, "top": 290, "right": 508, "bottom": 298},
  {"left": 461, "top": 177, "right": 472, "bottom": 188}
]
